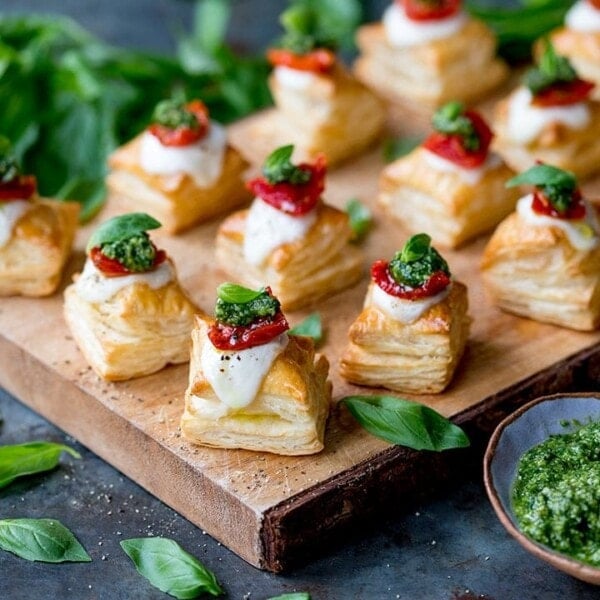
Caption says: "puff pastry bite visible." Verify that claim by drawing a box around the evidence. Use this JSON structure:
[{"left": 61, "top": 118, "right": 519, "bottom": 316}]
[
  {"left": 216, "top": 145, "right": 363, "bottom": 311},
  {"left": 181, "top": 283, "right": 331, "bottom": 455},
  {"left": 354, "top": 0, "right": 507, "bottom": 109},
  {"left": 340, "top": 234, "right": 470, "bottom": 393},
  {"left": 0, "top": 151, "right": 79, "bottom": 297},
  {"left": 494, "top": 41, "right": 600, "bottom": 179},
  {"left": 481, "top": 164, "right": 600, "bottom": 331},
  {"left": 379, "top": 102, "right": 519, "bottom": 248},
  {"left": 64, "top": 213, "right": 198, "bottom": 380},
  {"left": 107, "top": 98, "right": 249, "bottom": 233},
  {"left": 548, "top": 0, "right": 600, "bottom": 99},
  {"left": 253, "top": 5, "right": 384, "bottom": 166}
]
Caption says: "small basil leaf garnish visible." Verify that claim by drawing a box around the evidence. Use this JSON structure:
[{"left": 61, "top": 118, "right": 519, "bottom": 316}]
[
  {"left": 262, "top": 144, "right": 310, "bottom": 185},
  {"left": 431, "top": 102, "right": 479, "bottom": 151},
  {"left": 0, "top": 441, "right": 80, "bottom": 489},
  {"left": 342, "top": 395, "right": 470, "bottom": 452},
  {"left": 0, "top": 518, "right": 91, "bottom": 563},
  {"left": 382, "top": 136, "right": 422, "bottom": 163},
  {"left": 506, "top": 164, "right": 576, "bottom": 190},
  {"left": 524, "top": 38, "right": 577, "bottom": 95},
  {"left": 346, "top": 198, "right": 372, "bottom": 242},
  {"left": 86, "top": 212, "right": 161, "bottom": 252},
  {"left": 216, "top": 282, "right": 265, "bottom": 304},
  {"left": 289, "top": 313, "right": 322, "bottom": 344},
  {"left": 121, "top": 537, "right": 223, "bottom": 599},
  {"left": 267, "top": 594, "right": 312, "bottom": 600},
  {"left": 399, "top": 233, "right": 432, "bottom": 263},
  {"left": 152, "top": 98, "right": 198, "bottom": 130}
]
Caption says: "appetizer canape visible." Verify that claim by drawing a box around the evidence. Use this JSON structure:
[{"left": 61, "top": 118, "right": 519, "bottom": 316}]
[
  {"left": 354, "top": 0, "right": 508, "bottom": 109},
  {"left": 107, "top": 97, "right": 249, "bottom": 233},
  {"left": 481, "top": 164, "right": 600, "bottom": 331},
  {"left": 340, "top": 234, "right": 470, "bottom": 393},
  {"left": 64, "top": 213, "right": 198, "bottom": 380},
  {"left": 494, "top": 40, "right": 600, "bottom": 179},
  {"left": 549, "top": 0, "right": 600, "bottom": 98},
  {"left": 0, "top": 142, "right": 79, "bottom": 297},
  {"left": 181, "top": 283, "right": 331, "bottom": 455},
  {"left": 260, "top": 4, "right": 385, "bottom": 165},
  {"left": 379, "top": 102, "right": 519, "bottom": 248},
  {"left": 216, "top": 145, "right": 363, "bottom": 311}
]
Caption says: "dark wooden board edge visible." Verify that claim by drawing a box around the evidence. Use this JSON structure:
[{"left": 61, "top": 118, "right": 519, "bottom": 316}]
[{"left": 259, "top": 344, "right": 600, "bottom": 572}]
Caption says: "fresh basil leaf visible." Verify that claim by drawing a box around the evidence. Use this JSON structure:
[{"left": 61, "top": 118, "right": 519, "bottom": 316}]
[
  {"left": 506, "top": 164, "right": 576, "bottom": 190},
  {"left": 382, "top": 137, "right": 422, "bottom": 163},
  {"left": 400, "top": 233, "right": 431, "bottom": 263},
  {"left": 0, "top": 441, "right": 80, "bottom": 489},
  {"left": 0, "top": 518, "right": 91, "bottom": 563},
  {"left": 86, "top": 213, "right": 161, "bottom": 252},
  {"left": 193, "top": 0, "right": 231, "bottom": 55},
  {"left": 342, "top": 395, "right": 470, "bottom": 452},
  {"left": 431, "top": 102, "right": 479, "bottom": 151},
  {"left": 267, "top": 594, "right": 311, "bottom": 600},
  {"left": 121, "top": 537, "right": 223, "bottom": 599},
  {"left": 216, "top": 282, "right": 265, "bottom": 304},
  {"left": 290, "top": 313, "right": 322, "bottom": 343},
  {"left": 346, "top": 198, "right": 372, "bottom": 242},
  {"left": 263, "top": 144, "right": 310, "bottom": 185}
]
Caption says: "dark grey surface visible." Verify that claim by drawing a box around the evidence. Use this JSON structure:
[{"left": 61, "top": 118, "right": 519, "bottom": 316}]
[{"left": 1, "top": 1, "right": 599, "bottom": 598}]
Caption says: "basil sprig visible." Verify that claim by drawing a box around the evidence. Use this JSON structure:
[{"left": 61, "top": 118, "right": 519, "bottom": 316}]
[
  {"left": 342, "top": 396, "right": 470, "bottom": 452},
  {"left": 507, "top": 164, "right": 578, "bottom": 214},
  {"left": 389, "top": 234, "right": 450, "bottom": 288},
  {"left": 0, "top": 441, "right": 80, "bottom": 489},
  {"left": 86, "top": 212, "right": 161, "bottom": 253},
  {"left": 432, "top": 102, "right": 479, "bottom": 151},
  {"left": 0, "top": 518, "right": 91, "bottom": 563},
  {"left": 152, "top": 98, "right": 199, "bottom": 130},
  {"left": 262, "top": 145, "right": 310, "bottom": 185},
  {"left": 289, "top": 313, "right": 322, "bottom": 343},
  {"left": 524, "top": 39, "right": 577, "bottom": 95},
  {"left": 346, "top": 198, "right": 372, "bottom": 242},
  {"left": 121, "top": 537, "right": 223, "bottom": 599}
]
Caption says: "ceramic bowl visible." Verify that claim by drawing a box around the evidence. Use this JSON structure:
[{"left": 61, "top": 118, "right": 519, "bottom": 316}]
[{"left": 484, "top": 393, "right": 600, "bottom": 585}]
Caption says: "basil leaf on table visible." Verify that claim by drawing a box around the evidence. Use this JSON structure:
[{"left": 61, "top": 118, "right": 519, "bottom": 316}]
[
  {"left": 0, "top": 441, "right": 80, "bottom": 489},
  {"left": 267, "top": 594, "right": 311, "bottom": 600},
  {"left": 382, "top": 137, "right": 422, "bottom": 163},
  {"left": 121, "top": 537, "right": 223, "bottom": 599},
  {"left": 342, "top": 396, "right": 470, "bottom": 451},
  {"left": 346, "top": 198, "right": 372, "bottom": 242},
  {"left": 0, "top": 518, "right": 91, "bottom": 563},
  {"left": 290, "top": 313, "right": 322, "bottom": 344}
]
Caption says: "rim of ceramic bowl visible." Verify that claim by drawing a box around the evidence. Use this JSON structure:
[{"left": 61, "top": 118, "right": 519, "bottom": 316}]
[{"left": 483, "top": 392, "right": 600, "bottom": 585}]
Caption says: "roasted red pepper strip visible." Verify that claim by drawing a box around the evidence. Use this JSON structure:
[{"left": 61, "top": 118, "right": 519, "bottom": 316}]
[
  {"left": 371, "top": 260, "right": 451, "bottom": 300},
  {"left": 0, "top": 175, "right": 37, "bottom": 201},
  {"left": 423, "top": 110, "right": 493, "bottom": 169},
  {"left": 400, "top": 0, "right": 461, "bottom": 21},
  {"left": 267, "top": 47, "right": 336, "bottom": 74},
  {"left": 531, "top": 189, "right": 586, "bottom": 220},
  {"left": 246, "top": 154, "right": 327, "bottom": 216},
  {"left": 208, "top": 311, "right": 290, "bottom": 351},
  {"left": 90, "top": 246, "right": 167, "bottom": 277},
  {"left": 148, "top": 100, "right": 210, "bottom": 147},
  {"left": 531, "top": 78, "right": 595, "bottom": 107}
]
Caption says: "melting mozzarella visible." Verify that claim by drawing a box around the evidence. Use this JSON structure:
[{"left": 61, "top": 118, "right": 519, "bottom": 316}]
[
  {"left": 0, "top": 200, "right": 30, "bottom": 248},
  {"left": 243, "top": 197, "right": 317, "bottom": 266},
  {"left": 517, "top": 194, "right": 599, "bottom": 251},
  {"left": 371, "top": 283, "right": 450, "bottom": 324},
  {"left": 201, "top": 333, "right": 289, "bottom": 410},
  {"left": 74, "top": 258, "right": 174, "bottom": 303},
  {"left": 566, "top": 0, "right": 600, "bottom": 32},
  {"left": 422, "top": 149, "right": 502, "bottom": 185},
  {"left": 139, "top": 121, "right": 227, "bottom": 187},
  {"left": 506, "top": 87, "right": 590, "bottom": 145},
  {"left": 273, "top": 66, "right": 320, "bottom": 91},
  {"left": 382, "top": 3, "right": 467, "bottom": 47}
]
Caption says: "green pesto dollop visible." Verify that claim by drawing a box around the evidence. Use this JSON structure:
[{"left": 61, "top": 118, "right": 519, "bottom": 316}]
[
  {"left": 512, "top": 421, "right": 600, "bottom": 566},
  {"left": 100, "top": 232, "right": 156, "bottom": 272},
  {"left": 215, "top": 290, "right": 280, "bottom": 327},
  {"left": 388, "top": 233, "right": 450, "bottom": 288}
]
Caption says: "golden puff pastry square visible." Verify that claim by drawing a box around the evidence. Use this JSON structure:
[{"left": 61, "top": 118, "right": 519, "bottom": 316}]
[
  {"left": 107, "top": 135, "right": 250, "bottom": 234},
  {"left": 481, "top": 210, "right": 600, "bottom": 331},
  {"left": 253, "top": 63, "right": 385, "bottom": 166},
  {"left": 181, "top": 316, "right": 331, "bottom": 455},
  {"left": 354, "top": 19, "right": 508, "bottom": 109},
  {"left": 64, "top": 260, "right": 198, "bottom": 381},
  {"left": 379, "top": 147, "right": 519, "bottom": 248},
  {"left": 493, "top": 90, "right": 600, "bottom": 179},
  {"left": 0, "top": 198, "right": 79, "bottom": 297},
  {"left": 340, "top": 281, "right": 470, "bottom": 394},
  {"left": 215, "top": 203, "right": 364, "bottom": 311}
]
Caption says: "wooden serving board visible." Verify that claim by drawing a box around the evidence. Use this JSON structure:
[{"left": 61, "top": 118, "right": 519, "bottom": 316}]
[{"left": 2, "top": 113, "right": 600, "bottom": 571}]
